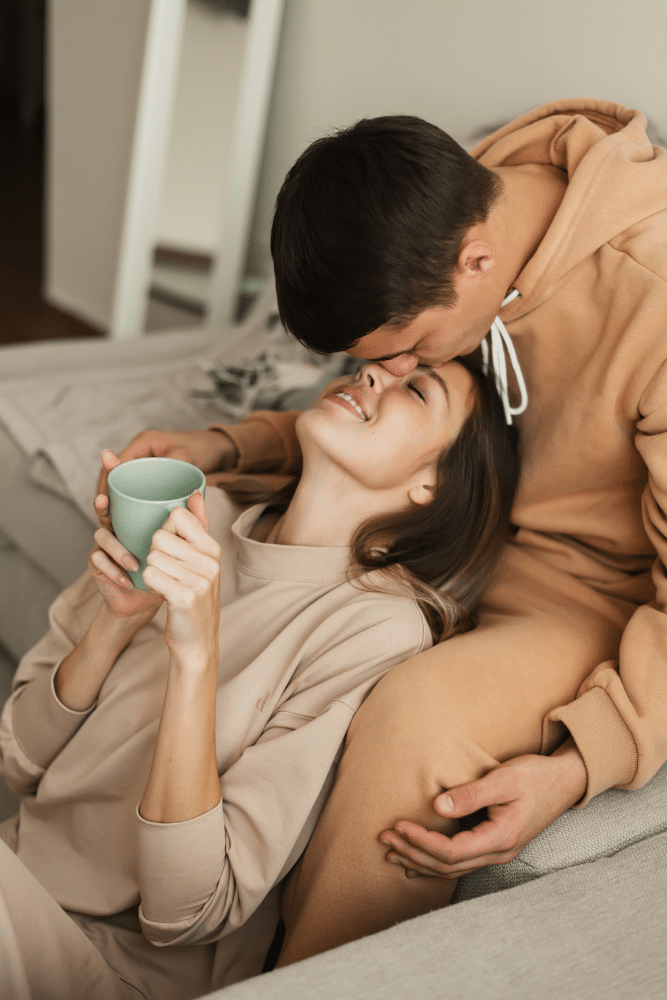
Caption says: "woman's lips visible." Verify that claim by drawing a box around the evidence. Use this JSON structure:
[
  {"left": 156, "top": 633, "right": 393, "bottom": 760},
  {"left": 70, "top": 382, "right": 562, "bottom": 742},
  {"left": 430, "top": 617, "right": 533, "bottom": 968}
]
[
  {"left": 325, "top": 395, "right": 364, "bottom": 420},
  {"left": 326, "top": 390, "right": 368, "bottom": 420}
]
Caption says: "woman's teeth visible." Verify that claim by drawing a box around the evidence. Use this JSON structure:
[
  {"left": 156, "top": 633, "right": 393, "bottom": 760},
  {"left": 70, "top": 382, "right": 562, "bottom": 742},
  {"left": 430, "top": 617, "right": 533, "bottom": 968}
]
[{"left": 335, "top": 392, "right": 367, "bottom": 420}]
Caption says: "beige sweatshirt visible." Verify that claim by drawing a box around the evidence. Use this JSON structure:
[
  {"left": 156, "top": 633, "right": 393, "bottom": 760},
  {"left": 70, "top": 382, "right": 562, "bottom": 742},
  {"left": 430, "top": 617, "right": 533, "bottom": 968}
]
[
  {"left": 0, "top": 487, "right": 431, "bottom": 994},
  {"left": 208, "top": 99, "right": 667, "bottom": 805}
]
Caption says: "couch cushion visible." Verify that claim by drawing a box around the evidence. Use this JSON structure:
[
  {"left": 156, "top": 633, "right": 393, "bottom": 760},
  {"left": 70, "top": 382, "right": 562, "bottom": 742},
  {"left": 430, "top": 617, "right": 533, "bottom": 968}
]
[
  {"left": 211, "top": 829, "right": 667, "bottom": 1000},
  {"left": 452, "top": 756, "right": 667, "bottom": 902}
]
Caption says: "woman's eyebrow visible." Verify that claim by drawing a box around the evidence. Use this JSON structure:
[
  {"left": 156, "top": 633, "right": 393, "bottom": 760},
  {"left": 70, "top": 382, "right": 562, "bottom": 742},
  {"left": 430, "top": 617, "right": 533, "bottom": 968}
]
[{"left": 421, "top": 368, "right": 449, "bottom": 405}]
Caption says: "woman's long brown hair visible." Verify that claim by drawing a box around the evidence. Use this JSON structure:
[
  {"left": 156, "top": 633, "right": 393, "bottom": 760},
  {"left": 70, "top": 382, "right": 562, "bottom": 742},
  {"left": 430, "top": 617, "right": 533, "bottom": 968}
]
[{"left": 220, "top": 357, "right": 519, "bottom": 643}]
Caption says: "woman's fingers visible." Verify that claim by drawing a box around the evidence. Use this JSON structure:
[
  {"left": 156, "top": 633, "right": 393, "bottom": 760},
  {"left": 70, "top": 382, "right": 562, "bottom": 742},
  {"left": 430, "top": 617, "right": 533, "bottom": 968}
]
[
  {"left": 93, "top": 527, "right": 139, "bottom": 574},
  {"left": 186, "top": 490, "right": 209, "bottom": 533},
  {"left": 150, "top": 507, "right": 219, "bottom": 560},
  {"left": 382, "top": 834, "right": 460, "bottom": 879},
  {"left": 145, "top": 545, "right": 218, "bottom": 593},
  {"left": 93, "top": 493, "right": 112, "bottom": 531},
  {"left": 94, "top": 449, "right": 123, "bottom": 528},
  {"left": 154, "top": 502, "right": 218, "bottom": 560},
  {"left": 89, "top": 547, "right": 135, "bottom": 589}
]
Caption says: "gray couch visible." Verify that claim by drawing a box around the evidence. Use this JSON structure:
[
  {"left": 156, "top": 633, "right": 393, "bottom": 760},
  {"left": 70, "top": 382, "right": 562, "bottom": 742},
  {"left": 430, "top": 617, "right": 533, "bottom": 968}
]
[{"left": 1, "top": 293, "right": 666, "bottom": 999}]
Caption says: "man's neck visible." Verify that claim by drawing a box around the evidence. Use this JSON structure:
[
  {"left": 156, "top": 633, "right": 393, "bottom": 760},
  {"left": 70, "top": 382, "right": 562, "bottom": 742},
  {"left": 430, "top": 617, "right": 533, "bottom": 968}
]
[{"left": 488, "top": 163, "right": 567, "bottom": 289}]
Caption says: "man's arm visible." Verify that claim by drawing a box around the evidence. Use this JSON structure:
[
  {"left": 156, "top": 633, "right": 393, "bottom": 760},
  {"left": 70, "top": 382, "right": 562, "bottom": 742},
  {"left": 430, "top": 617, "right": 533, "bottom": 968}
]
[
  {"left": 381, "top": 357, "right": 667, "bottom": 878},
  {"left": 208, "top": 410, "right": 302, "bottom": 476},
  {"left": 93, "top": 412, "right": 303, "bottom": 532}
]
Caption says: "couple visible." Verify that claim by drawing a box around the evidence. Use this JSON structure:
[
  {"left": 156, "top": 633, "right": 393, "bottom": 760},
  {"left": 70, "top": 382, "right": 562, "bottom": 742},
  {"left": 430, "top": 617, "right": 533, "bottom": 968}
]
[
  {"left": 2, "top": 97, "right": 667, "bottom": 995},
  {"left": 1, "top": 352, "right": 517, "bottom": 1000}
]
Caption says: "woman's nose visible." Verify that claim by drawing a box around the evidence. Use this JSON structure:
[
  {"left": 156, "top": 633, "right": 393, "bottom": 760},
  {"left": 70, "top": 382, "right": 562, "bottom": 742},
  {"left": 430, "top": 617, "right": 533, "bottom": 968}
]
[
  {"left": 378, "top": 354, "right": 419, "bottom": 377},
  {"left": 358, "top": 361, "right": 407, "bottom": 391}
]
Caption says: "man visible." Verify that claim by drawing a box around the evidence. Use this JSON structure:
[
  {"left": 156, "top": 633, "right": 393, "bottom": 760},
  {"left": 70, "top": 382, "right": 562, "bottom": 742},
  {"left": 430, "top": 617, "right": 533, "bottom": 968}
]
[{"left": 95, "top": 99, "right": 667, "bottom": 962}]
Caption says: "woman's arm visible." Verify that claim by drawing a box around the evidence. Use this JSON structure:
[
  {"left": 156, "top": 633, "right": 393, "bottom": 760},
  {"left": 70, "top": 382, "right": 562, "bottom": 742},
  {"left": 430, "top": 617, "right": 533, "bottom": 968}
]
[
  {"left": 139, "top": 648, "right": 221, "bottom": 823},
  {"left": 131, "top": 490, "right": 223, "bottom": 824},
  {"left": 54, "top": 603, "right": 155, "bottom": 712},
  {"left": 136, "top": 597, "right": 430, "bottom": 947}
]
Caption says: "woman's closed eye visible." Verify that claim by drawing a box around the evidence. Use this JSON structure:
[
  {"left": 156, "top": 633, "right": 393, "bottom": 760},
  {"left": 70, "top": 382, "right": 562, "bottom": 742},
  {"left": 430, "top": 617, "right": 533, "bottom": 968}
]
[{"left": 408, "top": 380, "right": 426, "bottom": 401}]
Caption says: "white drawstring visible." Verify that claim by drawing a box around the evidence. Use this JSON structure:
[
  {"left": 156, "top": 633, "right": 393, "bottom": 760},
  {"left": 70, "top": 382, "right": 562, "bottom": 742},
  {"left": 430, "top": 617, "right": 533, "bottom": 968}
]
[{"left": 480, "top": 288, "right": 528, "bottom": 425}]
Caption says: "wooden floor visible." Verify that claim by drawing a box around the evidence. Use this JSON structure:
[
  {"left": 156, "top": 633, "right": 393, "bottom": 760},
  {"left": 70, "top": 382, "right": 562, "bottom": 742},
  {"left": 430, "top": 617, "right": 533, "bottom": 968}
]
[{"left": 0, "top": 100, "right": 106, "bottom": 347}]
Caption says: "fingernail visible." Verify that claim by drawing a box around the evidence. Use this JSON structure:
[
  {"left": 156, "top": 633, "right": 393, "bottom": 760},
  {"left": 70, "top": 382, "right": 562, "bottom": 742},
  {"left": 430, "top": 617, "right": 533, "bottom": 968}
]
[
  {"left": 439, "top": 795, "right": 454, "bottom": 812},
  {"left": 94, "top": 494, "right": 106, "bottom": 506},
  {"left": 121, "top": 577, "right": 134, "bottom": 590},
  {"left": 123, "top": 557, "right": 139, "bottom": 572},
  {"left": 406, "top": 869, "right": 418, "bottom": 878}
]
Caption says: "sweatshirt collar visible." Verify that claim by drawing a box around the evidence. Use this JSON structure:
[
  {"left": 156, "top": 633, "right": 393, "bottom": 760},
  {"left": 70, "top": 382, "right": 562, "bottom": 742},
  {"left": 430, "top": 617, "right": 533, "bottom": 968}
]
[{"left": 232, "top": 503, "right": 353, "bottom": 582}]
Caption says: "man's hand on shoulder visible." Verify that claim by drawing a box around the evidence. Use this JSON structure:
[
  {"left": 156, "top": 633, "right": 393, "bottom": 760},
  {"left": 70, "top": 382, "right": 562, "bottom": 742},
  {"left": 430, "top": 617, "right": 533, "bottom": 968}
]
[{"left": 379, "top": 739, "right": 588, "bottom": 879}]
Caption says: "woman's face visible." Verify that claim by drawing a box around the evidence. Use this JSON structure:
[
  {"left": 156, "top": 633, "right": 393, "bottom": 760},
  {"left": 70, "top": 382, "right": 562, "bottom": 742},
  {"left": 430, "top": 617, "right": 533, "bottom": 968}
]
[{"left": 297, "top": 360, "right": 476, "bottom": 497}]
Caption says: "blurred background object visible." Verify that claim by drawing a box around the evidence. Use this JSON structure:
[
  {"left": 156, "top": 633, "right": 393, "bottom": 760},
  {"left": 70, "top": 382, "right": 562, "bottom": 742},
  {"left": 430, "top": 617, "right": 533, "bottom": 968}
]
[{"left": 1, "top": 0, "right": 666, "bottom": 348}]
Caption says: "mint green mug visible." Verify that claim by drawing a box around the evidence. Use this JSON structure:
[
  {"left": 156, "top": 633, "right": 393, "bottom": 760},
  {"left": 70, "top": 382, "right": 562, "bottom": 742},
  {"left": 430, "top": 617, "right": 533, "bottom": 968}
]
[{"left": 107, "top": 457, "right": 206, "bottom": 591}]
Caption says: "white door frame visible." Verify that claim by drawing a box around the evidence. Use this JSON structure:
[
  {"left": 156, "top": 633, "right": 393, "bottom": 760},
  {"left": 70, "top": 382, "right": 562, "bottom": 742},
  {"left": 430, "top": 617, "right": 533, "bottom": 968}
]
[{"left": 109, "top": 0, "right": 284, "bottom": 341}]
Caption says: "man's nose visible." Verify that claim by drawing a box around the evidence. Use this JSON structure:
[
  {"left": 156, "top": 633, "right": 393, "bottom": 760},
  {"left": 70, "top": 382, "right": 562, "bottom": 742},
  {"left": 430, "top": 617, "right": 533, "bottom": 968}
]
[{"left": 378, "top": 354, "right": 419, "bottom": 377}]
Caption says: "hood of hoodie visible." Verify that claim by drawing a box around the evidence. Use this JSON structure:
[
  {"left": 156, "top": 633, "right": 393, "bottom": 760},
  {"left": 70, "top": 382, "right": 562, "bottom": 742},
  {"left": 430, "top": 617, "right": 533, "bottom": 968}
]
[{"left": 471, "top": 98, "right": 667, "bottom": 318}]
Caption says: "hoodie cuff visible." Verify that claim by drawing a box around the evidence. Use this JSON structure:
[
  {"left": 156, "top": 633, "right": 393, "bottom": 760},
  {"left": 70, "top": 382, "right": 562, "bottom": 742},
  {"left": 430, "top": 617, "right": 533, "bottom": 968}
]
[
  {"left": 12, "top": 661, "right": 95, "bottom": 769},
  {"left": 208, "top": 411, "right": 301, "bottom": 476},
  {"left": 137, "top": 799, "right": 225, "bottom": 925},
  {"left": 545, "top": 686, "right": 638, "bottom": 807}
]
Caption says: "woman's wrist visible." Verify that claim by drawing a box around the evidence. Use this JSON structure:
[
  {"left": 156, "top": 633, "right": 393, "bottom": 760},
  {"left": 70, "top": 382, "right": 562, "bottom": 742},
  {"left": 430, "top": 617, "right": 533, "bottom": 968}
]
[
  {"left": 168, "top": 644, "right": 218, "bottom": 676},
  {"left": 54, "top": 602, "right": 153, "bottom": 711}
]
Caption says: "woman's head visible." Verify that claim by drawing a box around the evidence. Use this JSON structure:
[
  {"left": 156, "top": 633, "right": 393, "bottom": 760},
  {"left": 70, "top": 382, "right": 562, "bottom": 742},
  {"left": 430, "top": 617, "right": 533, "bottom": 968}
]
[
  {"left": 234, "top": 357, "right": 519, "bottom": 643},
  {"left": 347, "top": 356, "right": 519, "bottom": 641},
  {"left": 295, "top": 360, "right": 477, "bottom": 516}
]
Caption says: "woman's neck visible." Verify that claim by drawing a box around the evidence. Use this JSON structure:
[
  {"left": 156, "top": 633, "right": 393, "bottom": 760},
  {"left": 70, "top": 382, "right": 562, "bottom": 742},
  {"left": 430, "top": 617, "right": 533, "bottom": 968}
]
[{"left": 257, "top": 461, "right": 405, "bottom": 548}]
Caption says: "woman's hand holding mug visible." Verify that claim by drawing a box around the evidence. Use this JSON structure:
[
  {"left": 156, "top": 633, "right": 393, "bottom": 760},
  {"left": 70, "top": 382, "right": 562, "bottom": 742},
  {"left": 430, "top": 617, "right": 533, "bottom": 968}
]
[
  {"left": 142, "top": 491, "right": 221, "bottom": 663},
  {"left": 88, "top": 527, "right": 164, "bottom": 622},
  {"left": 94, "top": 429, "right": 239, "bottom": 531},
  {"left": 91, "top": 448, "right": 221, "bottom": 663}
]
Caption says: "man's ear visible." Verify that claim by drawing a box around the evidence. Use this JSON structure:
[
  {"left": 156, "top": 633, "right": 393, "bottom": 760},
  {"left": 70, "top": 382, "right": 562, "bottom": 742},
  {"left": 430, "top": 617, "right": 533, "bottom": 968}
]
[
  {"left": 407, "top": 481, "right": 435, "bottom": 507},
  {"left": 457, "top": 239, "right": 495, "bottom": 277}
]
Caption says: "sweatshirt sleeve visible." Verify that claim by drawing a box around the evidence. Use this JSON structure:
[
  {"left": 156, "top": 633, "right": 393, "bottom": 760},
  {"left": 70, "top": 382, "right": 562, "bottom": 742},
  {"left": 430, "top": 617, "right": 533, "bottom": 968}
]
[
  {"left": 543, "top": 356, "right": 667, "bottom": 806},
  {"left": 207, "top": 410, "right": 302, "bottom": 476},
  {"left": 0, "top": 572, "right": 104, "bottom": 795},
  {"left": 137, "top": 598, "right": 431, "bottom": 946}
]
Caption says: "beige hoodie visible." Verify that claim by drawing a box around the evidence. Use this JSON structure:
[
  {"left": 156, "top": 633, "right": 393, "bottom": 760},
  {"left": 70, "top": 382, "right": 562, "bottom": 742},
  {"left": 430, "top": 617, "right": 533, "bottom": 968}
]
[{"left": 208, "top": 99, "right": 667, "bottom": 804}]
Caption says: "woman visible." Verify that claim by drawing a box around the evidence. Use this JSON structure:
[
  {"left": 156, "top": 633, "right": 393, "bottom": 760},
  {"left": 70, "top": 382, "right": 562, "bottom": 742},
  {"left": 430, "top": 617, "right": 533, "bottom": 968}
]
[{"left": 0, "top": 357, "right": 517, "bottom": 1000}]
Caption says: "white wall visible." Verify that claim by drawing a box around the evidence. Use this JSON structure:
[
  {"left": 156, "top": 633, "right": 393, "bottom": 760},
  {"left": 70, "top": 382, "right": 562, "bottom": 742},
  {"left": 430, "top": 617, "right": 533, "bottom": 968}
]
[
  {"left": 155, "top": 1, "right": 246, "bottom": 255},
  {"left": 45, "top": 0, "right": 151, "bottom": 329},
  {"left": 246, "top": 0, "right": 667, "bottom": 277}
]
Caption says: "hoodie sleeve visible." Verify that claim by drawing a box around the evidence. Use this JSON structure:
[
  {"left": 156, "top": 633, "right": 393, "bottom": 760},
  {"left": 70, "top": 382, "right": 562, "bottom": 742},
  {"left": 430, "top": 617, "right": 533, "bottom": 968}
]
[
  {"left": 543, "top": 356, "right": 667, "bottom": 806},
  {"left": 207, "top": 410, "right": 302, "bottom": 476}
]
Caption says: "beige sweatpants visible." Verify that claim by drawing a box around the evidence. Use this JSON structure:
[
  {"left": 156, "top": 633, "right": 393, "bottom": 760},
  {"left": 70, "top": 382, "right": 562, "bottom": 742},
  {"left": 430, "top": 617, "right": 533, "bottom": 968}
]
[
  {"left": 278, "top": 542, "right": 636, "bottom": 964},
  {"left": 0, "top": 835, "right": 215, "bottom": 1000},
  {"left": 0, "top": 838, "right": 140, "bottom": 1000}
]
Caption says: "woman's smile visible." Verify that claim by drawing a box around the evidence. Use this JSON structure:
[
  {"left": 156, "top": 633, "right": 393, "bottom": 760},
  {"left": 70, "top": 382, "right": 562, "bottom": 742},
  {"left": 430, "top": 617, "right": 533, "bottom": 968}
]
[{"left": 325, "top": 389, "right": 368, "bottom": 421}]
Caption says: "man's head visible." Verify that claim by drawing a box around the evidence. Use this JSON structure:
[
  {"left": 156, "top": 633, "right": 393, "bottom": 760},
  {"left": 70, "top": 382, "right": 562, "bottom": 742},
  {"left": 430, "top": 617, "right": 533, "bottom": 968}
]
[{"left": 270, "top": 115, "right": 505, "bottom": 371}]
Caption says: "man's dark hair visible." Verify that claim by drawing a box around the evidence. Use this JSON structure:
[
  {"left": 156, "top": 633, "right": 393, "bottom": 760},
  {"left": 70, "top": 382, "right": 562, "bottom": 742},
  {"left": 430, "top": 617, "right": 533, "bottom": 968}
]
[{"left": 270, "top": 115, "right": 503, "bottom": 355}]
